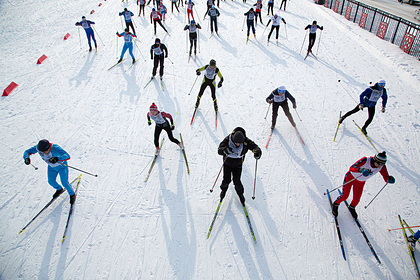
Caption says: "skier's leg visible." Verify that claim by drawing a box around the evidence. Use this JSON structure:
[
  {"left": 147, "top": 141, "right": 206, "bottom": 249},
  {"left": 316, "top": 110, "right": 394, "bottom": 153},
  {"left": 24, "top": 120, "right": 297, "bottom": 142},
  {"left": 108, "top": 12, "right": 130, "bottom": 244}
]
[
  {"left": 271, "top": 102, "right": 280, "bottom": 129},
  {"left": 341, "top": 104, "right": 361, "bottom": 122},
  {"left": 58, "top": 165, "right": 75, "bottom": 196},
  {"left": 281, "top": 102, "right": 295, "bottom": 127},
  {"left": 232, "top": 165, "right": 245, "bottom": 204},
  {"left": 334, "top": 172, "right": 355, "bottom": 205},
  {"left": 362, "top": 106, "right": 376, "bottom": 131},
  {"left": 164, "top": 124, "right": 180, "bottom": 144},
  {"left": 47, "top": 166, "right": 62, "bottom": 191},
  {"left": 154, "top": 125, "right": 163, "bottom": 148}
]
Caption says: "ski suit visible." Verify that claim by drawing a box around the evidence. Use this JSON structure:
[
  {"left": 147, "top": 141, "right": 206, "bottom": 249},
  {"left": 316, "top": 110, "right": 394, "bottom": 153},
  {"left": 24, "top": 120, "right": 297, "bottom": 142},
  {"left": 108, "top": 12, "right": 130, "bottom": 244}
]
[
  {"left": 304, "top": 24, "right": 323, "bottom": 52},
  {"left": 75, "top": 19, "right": 97, "bottom": 49},
  {"left": 267, "top": 15, "right": 285, "bottom": 40},
  {"left": 195, "top": 64, "right": 224, "bottom": 111},
  {"left": 266, "top": 88, "right": 296, "bottom": 128},
  {"left": 244, "top": 10, "right": 256, "bottom": 37},
  {"left": 147, "top": 111, "right": 180, "bottom": 148},
  {"left": 150, "top": 43, "right": 168, "bottom": 77},
  {"left": 119, "top": 10, "right": 136, "bottom": 35},
  {"left": 117, "top": 32, "right": 136, "bottom": 60},
  {"left": 184, "top": 23, "right": 202, "bottom": 55}
]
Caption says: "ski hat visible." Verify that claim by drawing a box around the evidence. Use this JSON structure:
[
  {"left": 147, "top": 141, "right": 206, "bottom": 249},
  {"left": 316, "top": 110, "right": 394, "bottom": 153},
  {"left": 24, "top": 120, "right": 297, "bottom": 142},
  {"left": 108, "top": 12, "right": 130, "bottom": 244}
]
[
  {"left": 232, "top": 131, "right": 245, "bottom": 144},
  {"left": 37, "top": 139, "right": 51, "bottom": 152},
  {"left": 82, "top": 16, "right": 86, "bottom": 20},
  {"left": 152, "top": 8, "right": 156, "bottom": 11},
  {"left": 250, "top": 8, "right": 254, "bottom": 12},
  {"left": 191, "top": 20, "right": 195, "bottom": 25},
  {"left": 278, "top": 85, "right": 286, "bottom": 94},
  {"left": 378, "top": 80, "right": 386, "bottom": 88},
  {"left": 373, "top": 151, "right": 387, "bottom": 165},
  {"left": 124, "top": 28, "right": 129, "bottom": 32},
  {"left": 155, "top": 38, "right": 161, "bottom": 44},
  {"left": 313, "top": 20, "right": 317, "bottom": 25},
  {"left": 210, "top": 59, "right": 216, "bottom": 66},
  {"left": 274, "top": 14, "right": 278, "bottom": 17},
  {"left": 211, "top": 5, "right": 215, "bottom": 8},
  {"left": 149, "top": 103, "right": 158, "bottom": 112},
  {"left": 124, "top": 8, "right": 128, "bottom": 11}
]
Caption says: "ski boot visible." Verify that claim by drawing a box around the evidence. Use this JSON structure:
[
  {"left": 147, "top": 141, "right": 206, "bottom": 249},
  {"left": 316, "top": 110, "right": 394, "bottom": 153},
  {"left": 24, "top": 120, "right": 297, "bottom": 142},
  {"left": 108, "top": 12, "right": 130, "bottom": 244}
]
[
  {"left": 348, "top": 205, "right": 358, "bottom": 219},
  {"left": 70, "top": 194, "right": 76, "bottom": 205},
  {"left": 53, "top": 188, "right": 64, "bottom": 199}
]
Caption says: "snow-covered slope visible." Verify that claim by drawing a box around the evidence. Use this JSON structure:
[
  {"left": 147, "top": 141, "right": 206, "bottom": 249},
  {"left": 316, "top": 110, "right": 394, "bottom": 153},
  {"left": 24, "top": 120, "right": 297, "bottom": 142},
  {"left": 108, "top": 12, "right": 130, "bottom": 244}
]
[{"left": 0, "top": 0, "right": 419, "bottom": 279}]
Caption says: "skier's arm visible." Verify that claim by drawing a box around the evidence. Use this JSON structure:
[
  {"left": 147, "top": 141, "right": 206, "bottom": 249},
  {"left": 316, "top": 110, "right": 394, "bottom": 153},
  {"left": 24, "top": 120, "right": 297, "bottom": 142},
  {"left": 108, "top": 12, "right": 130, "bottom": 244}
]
[
  {"left": 75, "top": 22, "right": 81, "bottom": 26},
  {"left": 379, "top": 165, "right": 390, "bottom": 182},
  {"left": 266, "top": 93, "right": 274, "bottom": 103},
  {"left": 23, "top": 145, "right": 38, "bottom": 160},
  {"left": 150, "top": 47, "right": 154, "bottom": 59},
  {"left": 147, "top": 113, "right": 152, "bottom": 125},
  {"left": 52, "top": 145, "right": 71, "bottom": 162},
  {"left": 266, "top": 19, "right": 271, "bottom": 27},
  {"left": 350, "top": 157, "right": 368, "bottom": 173},
  {"left": 381, "top": 89, "right": 388, "bottom": 108},
  {"left": 197, "top": 23, "right": 202, "bottom": 29},
  {"left": 184, "top": 25, "right": 189, "bottom": 30},
  {"left": 282, "top": 18, "right": 286, "bottom": 24},
  {"left": 162, "top": 44, "right": 168, "bottom": 57},
  {"left": 218, "top": 137, "right": 230, "bottom": 156},
  {"left": 246, "top": 138, "right": 262, "bottom": 159},
  {"left": 286, "top": 91, "right": 296, "bottom": 107},
  {"left": 304, "top": 24, "right": 310, "bottom": 30},
  {"left": 359, "top": 88, "right": 371, "bottom": 105}
]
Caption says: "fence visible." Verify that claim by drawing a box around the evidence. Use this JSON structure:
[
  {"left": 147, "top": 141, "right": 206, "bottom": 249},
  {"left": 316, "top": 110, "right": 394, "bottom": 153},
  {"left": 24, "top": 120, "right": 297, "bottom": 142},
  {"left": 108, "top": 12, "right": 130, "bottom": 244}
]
[{"left": 316, "top": 0, "right": 420, "bottom": 59}]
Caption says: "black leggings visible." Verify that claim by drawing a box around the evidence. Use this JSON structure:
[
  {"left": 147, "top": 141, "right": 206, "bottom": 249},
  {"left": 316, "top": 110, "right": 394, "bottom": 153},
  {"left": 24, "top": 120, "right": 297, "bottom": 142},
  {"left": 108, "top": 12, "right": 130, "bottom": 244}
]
[
  {"left": 272, "top": 101, "right": 295, "bottom": 128},
  {"left": 154, "top": 122, "right": 179, "bottom": 148},
  {"left": 220, "top": 164, "right": 244, "bottom": 196},
  {"left": 268, "top": 25, "right": 279, "bottom": 40},
  {"left": 342, "top": 105, "right": 376, "bottom": 129}
]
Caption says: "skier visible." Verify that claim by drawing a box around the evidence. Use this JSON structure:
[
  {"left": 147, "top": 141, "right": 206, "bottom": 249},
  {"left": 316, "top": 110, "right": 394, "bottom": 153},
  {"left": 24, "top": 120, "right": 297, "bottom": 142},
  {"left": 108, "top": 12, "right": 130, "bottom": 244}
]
[
  {"left": 339, "top": 80, "right": 388, "bottom": 135},
  {"left": 266, "top": 14, "right": 286, "bottom": 43},
  {"left": 75, "top": 16, "right": 97, "bottom": 52},
  {"left": 137, "top": 0, "right": 146, "bottom": 16},
  {"left": 186, "top": 0, "right": 195, "bottom": 21},
  {"left": 158, "top": 2, "right": 168, "bottom": 22},
  {"left": 279, "top": 0, "right": 287, "bottom": 11},
  {"left": 408, "top": 231, "right": 420, "bottom": 250},
  {"left": 147, "top": 103, "right": 182, "bottom": 153},
  {"left": 207, "top": 6, "right": 220, "bottom": 35},
  {"left": 253, "top": 0, "right": 264, "bottom": 25},
  {"left": 23, "top": 140, "right": 76, "bottom": 204},
  {"left": 119, "top": 8, "right": 136, "bottom": 36},
  {"left": 204, "top": 0, "right": 215, "bottom": 19},
  {"left": 218, "top": 127, "right": 262, "bottom": 205},
  {"left": 267, "top": 0, "right": 274, "bottom": 16},
  {"left": 304, "top": 20, "right": 323, "bottom": 54},
  {"left": 266, "top": 85, "right": 296, "bottom": 130},
  {"left": 244, "top": 8, "right": 256, "bottom": 40},
  {"left": 195, "top": 59, "right": 224, "bottom": 112},
  {"left": 184, "top": 20, "right": 202, "bottom": 57},
  {"left": 171, "top": 0, "right": 180, "bottom": 13},
  {"left": 150, "top": 38, "right": 168, "bottom": 79},
  {"left": 331, "top": 151, "right": 395, "bottom": 219},
  {"left": 116, "top": 28, "right": 136, "bottom": 64},
  {"left": 150, "top": 8, "right": 169, "bottom": 35}
]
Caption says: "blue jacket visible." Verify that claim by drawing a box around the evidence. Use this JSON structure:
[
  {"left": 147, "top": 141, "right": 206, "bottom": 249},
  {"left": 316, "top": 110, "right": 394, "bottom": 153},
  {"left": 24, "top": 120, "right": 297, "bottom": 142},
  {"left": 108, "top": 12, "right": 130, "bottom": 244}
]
[
  {"left": 360, "top": 83, "right": 388, "bottom": 108},
  {"left": 23, "top": 143, "right": 70, "bottom": 168},
  {"left": 119, "top": 11, "right": 134, "bottom": 22},
  {"left": 75, "top": 20, "right": 95, "bottom": 30}
]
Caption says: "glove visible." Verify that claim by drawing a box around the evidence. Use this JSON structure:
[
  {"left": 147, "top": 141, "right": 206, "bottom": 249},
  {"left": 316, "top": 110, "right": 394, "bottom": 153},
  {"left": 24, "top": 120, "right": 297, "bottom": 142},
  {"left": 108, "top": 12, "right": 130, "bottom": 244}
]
[
  {"left": 359, "top": 104, "right": 365, "bottom": 110},
  {"left": 151, "top": 57, "right": 153, "bottom": 60},
  {"left": 381, "top": 107, "right": 386, "bottom": 113},
  {"left": 196, "top": 69, "right": 201, "bottom": 76},
  {"left": 148, "top": 120, "right": 152, "bottom": 126},
  {"left": 387, "top": 176, "right": 395, "bottom": 184},
  {"left": 267, "top": 99, "right": 273, "bottom": 104},
  {"left": 223, "top": 147, "right": 232, "bottom": 155},
  {"left": 217, "top": 81, "right": 223, "bottom": 88},
  {"left": 254, "top": 149, "right": 262, "bottom": 160},
  {"left": 165, "top": 55, "right": 168, "bottom": 58},
  {"left": 359, "top": 168, "right": 371, "bottom": 177},
  {"left": 116, "top": 31, "right": 119, "bottom": 35},
  {"left": 293, "top": 104, "right": 297, "bottom": 109},
  {"left": 49, "top": 157, "right": 59, "bottom": 164},
  {"left": 171, "top": 124, "right": 175, "bottom": 130},
  {"left": 24, "top": 158, "right": 31, "bottom": 165}
]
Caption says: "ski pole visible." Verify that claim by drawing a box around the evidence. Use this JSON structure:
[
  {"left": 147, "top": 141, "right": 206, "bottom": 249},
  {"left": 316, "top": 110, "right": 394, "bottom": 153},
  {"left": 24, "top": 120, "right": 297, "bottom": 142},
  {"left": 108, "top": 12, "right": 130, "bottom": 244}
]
[
  {"left": 91, "top": 26, "right": 105, "bottom": 46},
  {"left": 262, "top": 24, "right": 268, "bottom": 36},
  {"left": 364, "top": 182, "right": 388, "bottom": 209},
  {"left": 133, "top": 39, "right": 147, "bottom": 61},
  {"left": 264, "top": 103, "right": 271, "bottom": 119},
  {"left": 166, "top": 56, "right": 174, "bottom": 64},
  {"left": 116, "top": 35, "right": 119, "bottom": 59},
  {"left": 198, "top": 29, "right": 200, "bottom": 53},
  {"left": 77, "top": 26, "right": 82, "bottom": 49},
  {"left": 188, "top": 76, "right": 199, "bottom": 95},
  {"left": 299, "top": 30, "right": 308, "bottom": 55},
  {"left": 186, "top": 31, "right": 188, "bottom": 53},
  {"left": 120, "top": 17, "right": 125, "bottom": 29},
  {"left": 294, "top": 108, "right": 302, "bottom": 121},
  {"left": 388, "top": 225, "right": 420, "bottom": 232},
  {"left": 31, "top": 163, "right": 38, "bottom": 170},
  {"left": 284, "top": 24, "right": 288, "bottom": 39},
  {"left": 323, "top": 174, "right": 363, "bottom": 195},
  {"left": 59, "top": 162, "right": 98, "bottom": 177},
  {"left": 242, "top": 16, "right": 246, "bottom": 32},
  {"left": 316, "top": 30, "right": 322, "bottom": 55},
  {"left": 210, "top": 157, "right": 227, "bottom": 193},
  {"left": 252, "top": 159, "right": 258, "bottom": 199}
]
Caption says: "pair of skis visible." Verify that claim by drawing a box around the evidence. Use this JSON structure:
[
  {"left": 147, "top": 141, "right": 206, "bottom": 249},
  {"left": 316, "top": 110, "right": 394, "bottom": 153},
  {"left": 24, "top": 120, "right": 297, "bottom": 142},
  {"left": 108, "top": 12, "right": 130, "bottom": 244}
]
[
  {"left": 326, "top": 189, "right": 381, "bottom": 263},
  {"left": 144, "top": 133, "right": 190, "bottom": 182},
  {"left": 304, "top": 51, "right": 317, "bottom": 60},
  {"left": 207, "top": 199, "right": 256, "bottom": 244},
  {"left": 398, "top": 215, "right": 420, "bottom": 278},
  {"left": 143, "top": 76, "right": 164, "bottom": 91},
  {"left": 265, "top": 126, "right": 305, "bottom": 148},
  {"left": 190, "top": 107, "right": 218, "bottom": 129},
  {"left": 18, "top": 175, "right": 82, "bottom": 243},
  {"left": 108, "top": 59, "right": 137, "bottom": 71}
]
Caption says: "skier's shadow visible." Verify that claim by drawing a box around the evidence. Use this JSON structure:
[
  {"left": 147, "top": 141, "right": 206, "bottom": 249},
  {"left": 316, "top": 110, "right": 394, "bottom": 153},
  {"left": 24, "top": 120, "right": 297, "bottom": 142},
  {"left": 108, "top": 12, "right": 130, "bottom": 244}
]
[
  {"left": 119, "top": 64, "right": 141, "bottom": 104},
  {"left": 68, "top": 52, "right": 94, "bottom": 89}
]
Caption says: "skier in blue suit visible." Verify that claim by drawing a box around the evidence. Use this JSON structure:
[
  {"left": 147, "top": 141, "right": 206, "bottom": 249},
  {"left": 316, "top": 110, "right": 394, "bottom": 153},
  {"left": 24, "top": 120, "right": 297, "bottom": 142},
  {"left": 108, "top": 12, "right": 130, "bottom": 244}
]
[
  {"left": 23, "top": 139, "right": 76, "bottom": 204},
  {"left": 75, "top": 16, "right": 97, "bottom": 52},
  {"left": 116, "top": 28, "right": 136, "bottom": 64},
  {"left": 339, "top": 80, "right": 388, "bottom": 135}
]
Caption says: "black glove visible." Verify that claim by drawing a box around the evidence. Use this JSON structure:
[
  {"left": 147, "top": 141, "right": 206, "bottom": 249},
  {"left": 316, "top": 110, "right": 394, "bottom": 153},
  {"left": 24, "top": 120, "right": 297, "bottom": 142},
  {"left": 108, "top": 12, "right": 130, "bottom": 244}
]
[
  {"left": 223, "top": 147, "right": 232, "bottom": 155},
  {"left": 49, "top": 157, "right": 59, "bottom": 164},
  {"left": 293, "top": 104, "right": 297, "bottom": 109},
  {"left": 217, "top": 81, "right": 223, "bottom": 88},
  {"left": 148, "top": 120, "right": 152, "bottom": 126},
  {"left": 116, "top": 31, "right": 119, "bottom": 35},
  {"left": 254, "top": 149, "right": 262, "bottom": 160},
  {"left": 388, "top": 176, "right": 395, "bottom": 184},
  {"left": 24, "top": 158, "right": 31, "bottom": 165},
  {"left": 171, "top": 124, "right": 175, "bottom": 130},
  {"left": 165, "top": 55, "right": 168, "bottom": 58},
  {"left": 196, "top": 69, "right": 201, "bottom": 76},
  {"left": 267, "top": 99, "right": 273, "bottom": 104}
]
